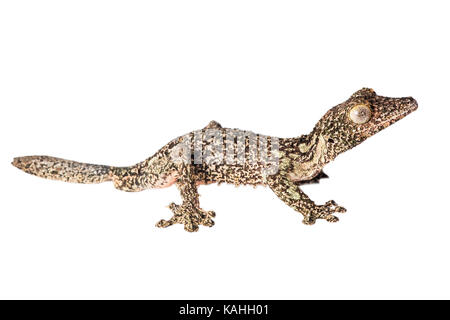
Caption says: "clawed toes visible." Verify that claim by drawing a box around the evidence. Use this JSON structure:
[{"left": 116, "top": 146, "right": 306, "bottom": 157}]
[
  {"left": 184, "top": 223, "right": 199, "bottom": 232},
  {"left": 202, "top": 219, "right": 215, "bottom": 227},
  {"left": 302, "top": 215, "right": 316, "bottom": 225},
  {"left": 325, "top": 200, "right": 346, "bottom": 213},
  {"left": 156, "top": 219, "right": 173, "bottom": 228},
  {"left": 335, "top": 206, "right": 346, "bottom": 213},
  {"left": 198, "top": 212, "right": 215, "bottom": 227},
  {"left": 326, "top": 215, "right": 339, "bottom": 223},
  {"left": 167, "top": 202, "right": 179, "bottom": 211},
  {"left": 162, "top": 203, "right": 216, "bottom": 231},
  {"left": 325, "top": 200, "right": 338, "bottom": 206}
]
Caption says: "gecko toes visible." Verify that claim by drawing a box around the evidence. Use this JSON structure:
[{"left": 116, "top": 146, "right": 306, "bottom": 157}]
[
  {"left": 325, "top": 200, "right": 346, "bottom": 213},
  {"left": 336, "top": 207, "right": 347, "bottom": 213},
  {"left": 302, "top": 216, "right": 316, "bottom": 225},
  {"left": 162, "top": 202, "right": 216, "bottom": 231},
  {"left": 326, "top": 215, "right": 339, "bottom": 223},
  {"left": 167, "top": 202, "right": 179, "bottom": 210},
  {"left": 156, "top": 219, "right": 173, "bottom": 228},
  {"left": 203, "top": 219, "right": 215, "bottom": 227},
  {"left": 184, "top": 223, "right": 200, "bottom": 232}
]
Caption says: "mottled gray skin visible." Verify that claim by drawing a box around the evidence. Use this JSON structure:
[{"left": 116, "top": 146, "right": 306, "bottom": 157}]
[{"left": 12, "top": 88, "right": 418, "bottom": 232}]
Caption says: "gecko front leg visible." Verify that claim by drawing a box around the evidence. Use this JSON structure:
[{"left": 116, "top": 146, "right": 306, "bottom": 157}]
[
  {"left": 156, "top": 164, "right": 215, "bottom": 232},
  {"left": 267, "top": 173, "right": 346, "bottom": 225}
]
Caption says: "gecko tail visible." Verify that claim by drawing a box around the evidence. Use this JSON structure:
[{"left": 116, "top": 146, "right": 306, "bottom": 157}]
[{"left": 12, "top": 155, "right": 113, "bottom": 184}]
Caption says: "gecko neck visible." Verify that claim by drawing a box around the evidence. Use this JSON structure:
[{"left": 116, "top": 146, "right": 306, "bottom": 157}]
[{"left": 288, "top": 132, "right": 330, "bottom": 181}]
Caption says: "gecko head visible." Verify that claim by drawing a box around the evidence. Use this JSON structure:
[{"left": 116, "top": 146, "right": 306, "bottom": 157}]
[{"left": 313, "top": 88, "right": 418, "bottom": 161}]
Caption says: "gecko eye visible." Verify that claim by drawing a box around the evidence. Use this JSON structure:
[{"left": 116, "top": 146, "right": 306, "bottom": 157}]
[{"left": 349, "top": 104, "right": 372, "bottom": 124}]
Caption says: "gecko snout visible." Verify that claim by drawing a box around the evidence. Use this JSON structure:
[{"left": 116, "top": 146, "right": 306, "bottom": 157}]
[{"left": 405, "top": 97, "right": 418, "bottom": 111}]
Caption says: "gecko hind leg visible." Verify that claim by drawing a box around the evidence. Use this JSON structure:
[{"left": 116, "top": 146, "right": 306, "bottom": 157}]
[{"left": 156, "top": 164, "right": 215, "bottom": 232}]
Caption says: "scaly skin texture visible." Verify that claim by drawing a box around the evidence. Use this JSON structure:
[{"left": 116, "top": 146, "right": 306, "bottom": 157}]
[{"left": 12, "top": 88, "right": 418, "bottom": 232}]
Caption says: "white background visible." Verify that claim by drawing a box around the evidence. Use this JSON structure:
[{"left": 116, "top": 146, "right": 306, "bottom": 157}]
[{"left": 0, "top": 1, "right": 449, "bottom": 299}]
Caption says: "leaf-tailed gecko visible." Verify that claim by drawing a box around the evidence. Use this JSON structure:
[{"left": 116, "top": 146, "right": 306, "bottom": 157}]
[{"left": 12, "top": 88, "right": 418, "bottom": 232}]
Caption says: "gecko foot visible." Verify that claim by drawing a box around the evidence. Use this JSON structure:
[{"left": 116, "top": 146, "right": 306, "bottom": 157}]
[
  {"left": 324, "top": 200, "right": 347, "bottom": 214},
  {"left": 156, "top": 202, "right": 216, "bottom": 232},
  {"left": 302, "top": 200, "right": 346, "bottom": 225}
]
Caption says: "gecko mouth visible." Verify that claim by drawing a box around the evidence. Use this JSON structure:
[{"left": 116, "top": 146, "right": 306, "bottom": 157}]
[
  {"left": 377, "top": 107, "right": 416, "bottom": 129},
  {"left": 361, "top": 97, "right": 418, "bottom": 134}
]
